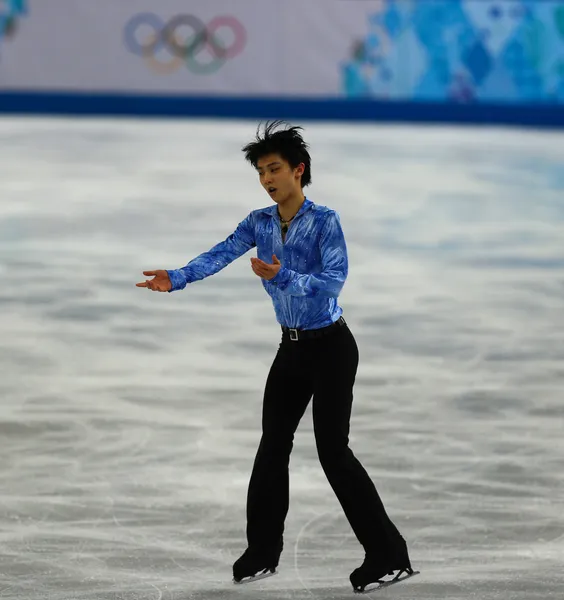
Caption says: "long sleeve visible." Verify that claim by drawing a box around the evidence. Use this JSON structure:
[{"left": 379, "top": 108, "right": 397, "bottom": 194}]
[
  {"left": 271, "top": 211, "right": 348, "bottom": 298},
  {"left": 167, "top": 213, "right": 256, "bottom": 292}
]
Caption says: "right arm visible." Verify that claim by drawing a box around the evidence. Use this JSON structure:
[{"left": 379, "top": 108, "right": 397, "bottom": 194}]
[{"left": 166, "top": 213, "right": 256, "bottom": 292}]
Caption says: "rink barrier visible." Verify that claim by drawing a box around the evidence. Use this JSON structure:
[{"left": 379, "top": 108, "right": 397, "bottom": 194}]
[{"left": 0, "top": 92, "right": 563, "bottom": 128}]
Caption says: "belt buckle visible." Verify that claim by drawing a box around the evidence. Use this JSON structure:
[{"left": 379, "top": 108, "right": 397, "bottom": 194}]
[{"left": 289, "top": 328, "right": 299, "bottom": 342}]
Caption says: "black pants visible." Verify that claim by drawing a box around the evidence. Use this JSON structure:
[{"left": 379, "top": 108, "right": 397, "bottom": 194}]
[{"left": 245, "top": 321, "right": 405, "bottom": 559}]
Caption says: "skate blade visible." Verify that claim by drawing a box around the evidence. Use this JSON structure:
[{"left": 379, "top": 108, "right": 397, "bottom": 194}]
[
  {"left": 354, "top": 569, "right": 420, "bottom": 594},
  {"left": 233, "top": 568, "right": 277, "bottom": 585}
]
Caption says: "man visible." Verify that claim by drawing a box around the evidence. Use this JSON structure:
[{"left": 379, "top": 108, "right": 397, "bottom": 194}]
[{"left": 136, "top": 121, "right": 415, "bottom": 592}]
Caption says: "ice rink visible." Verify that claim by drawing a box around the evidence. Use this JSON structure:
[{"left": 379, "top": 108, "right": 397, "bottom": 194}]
[{"left": 1, "top": 116, "right": 563, "bottom": 599}]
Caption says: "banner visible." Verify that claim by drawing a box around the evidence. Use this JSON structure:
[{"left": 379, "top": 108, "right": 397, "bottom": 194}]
[
  {"left": 0, "top": 0, "right": 282, "bottom": 94},
  {"left": 1, "top": 0, "right": 564, "bottom": 105}
]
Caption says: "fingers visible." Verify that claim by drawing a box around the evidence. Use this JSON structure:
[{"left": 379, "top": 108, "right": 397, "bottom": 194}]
[
  {"left": 252, "top": 258, "right": 268, "bottom": 267},
  {"left": 251, "top": 263, "right": 264, "bottom": 277},
  {"left": 250, "top": 260, "right": 268, "bottom": 278},
  {"left": 138, "top": 271, "right": 159, "bottom": 290},
  {"left": 250, "top": 258, "right": 259, "bottom": 271},
  {"left": 251, "top": 257, "right": 271, "bottom": 271},
  {"left": 136, "top": 279, "right": 161, "bottom": 290},
  {"left": 137, "top": 270, "right": 155, "bottom": 288}
]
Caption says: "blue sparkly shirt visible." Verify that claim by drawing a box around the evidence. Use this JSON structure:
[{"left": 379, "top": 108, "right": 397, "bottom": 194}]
[{"left": 167, "top": 198, "right": 347, "bottom": 330}]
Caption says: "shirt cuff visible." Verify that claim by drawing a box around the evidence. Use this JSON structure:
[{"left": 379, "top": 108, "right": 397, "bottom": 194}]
[
  {"left": 166, "top": 269, "right": 187, "bottom": 292},
  {"left": 271, "top": 266, "right": 291, "bottom": 289}
]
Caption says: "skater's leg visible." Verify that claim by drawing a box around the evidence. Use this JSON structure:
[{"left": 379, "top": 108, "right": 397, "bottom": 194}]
[
  {"left": 245, "top": 338, "right": 314, "bottom": 553},
  {"left": 311, "top": 325, "right": 407, "bottom": 560}
]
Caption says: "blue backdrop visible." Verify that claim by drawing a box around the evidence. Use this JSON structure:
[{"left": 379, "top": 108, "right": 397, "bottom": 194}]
[{"left": 341, "top": 0, "right": 564, "bottom": 103}]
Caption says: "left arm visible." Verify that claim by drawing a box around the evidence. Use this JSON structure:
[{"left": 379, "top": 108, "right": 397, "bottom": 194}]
[{"left": 272, "top": 212, "right": 348, "bottom": 297}]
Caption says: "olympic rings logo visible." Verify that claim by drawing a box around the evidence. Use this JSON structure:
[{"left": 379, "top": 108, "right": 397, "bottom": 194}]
[{"left": 123, "top": 13, "right": 247, "bottom": 75}]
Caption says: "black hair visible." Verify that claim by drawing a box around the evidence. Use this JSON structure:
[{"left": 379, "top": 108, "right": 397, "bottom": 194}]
[{"left": 242, "top": 120, "right": 312, "bottom": 187}]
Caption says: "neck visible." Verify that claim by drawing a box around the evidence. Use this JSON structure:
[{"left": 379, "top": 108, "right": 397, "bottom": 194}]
[{"left": 278, "top": 191, "right": 305, "bottom": 221}]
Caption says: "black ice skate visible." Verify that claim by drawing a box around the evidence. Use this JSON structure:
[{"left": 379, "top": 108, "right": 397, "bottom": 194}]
[
  {"left": 232, "top": 546, "right": 281, "bottom": 584},
  {"left": 350, "top": 542, "right": 419, "bottom": 593}
]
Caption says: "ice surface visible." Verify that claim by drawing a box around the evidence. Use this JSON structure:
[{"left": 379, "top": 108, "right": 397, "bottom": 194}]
[{"left": 0, "top": 117, "right": 563, "bottom": 599}]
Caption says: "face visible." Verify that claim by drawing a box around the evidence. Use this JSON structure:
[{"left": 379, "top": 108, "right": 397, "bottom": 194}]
[{"left": 256, "top": 153, "right": 304, "bottom": 204}]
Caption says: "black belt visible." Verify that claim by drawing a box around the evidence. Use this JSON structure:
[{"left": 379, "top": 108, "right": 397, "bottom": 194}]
[{"left": 281, "top": 316, "right": 347, "bottom": 342}]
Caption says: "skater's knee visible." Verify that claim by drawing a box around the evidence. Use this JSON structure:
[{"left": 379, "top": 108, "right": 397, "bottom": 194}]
[
  {"left": 315, "top": 435, "right": 349, "bottom": 465},
  {"left": 259, "top": 434, "right": 293, "bottom": 458}
]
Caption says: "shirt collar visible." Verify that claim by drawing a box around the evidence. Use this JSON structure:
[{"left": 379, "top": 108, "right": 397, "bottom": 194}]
[{"left": 258, "top": 197, "right": 313, "bottom": 218}]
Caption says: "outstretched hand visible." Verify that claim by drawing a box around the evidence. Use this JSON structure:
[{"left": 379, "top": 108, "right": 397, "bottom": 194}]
[
  {"left": 251, "top": 254, "right": 281, "bottom": 281},
  {"left": 136, "top": 270, "right": 172, "bottom": 292}
]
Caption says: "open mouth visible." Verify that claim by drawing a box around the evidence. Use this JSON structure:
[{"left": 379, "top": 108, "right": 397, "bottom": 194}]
[{"left": 268, "top": 187, "right": 277, "bottom": 194}]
